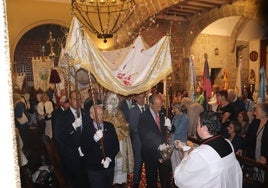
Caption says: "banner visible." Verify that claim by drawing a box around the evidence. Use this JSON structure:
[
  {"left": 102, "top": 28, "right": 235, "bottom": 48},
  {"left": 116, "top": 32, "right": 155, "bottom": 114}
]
[
  {"left": 259, "top": 66, "right": 266, "bottom": 103},
  {"left": 32, "top": 57, "right": 54, "bottom": 91},
  {"left": 202, "top": 56, "right": 212, "bottom": 98},
  {"left": 235, "top": 57, "right": 242, "bottom": 97},
  {"left": 188, "top": 55, "right": 196, "bottom": 101}
]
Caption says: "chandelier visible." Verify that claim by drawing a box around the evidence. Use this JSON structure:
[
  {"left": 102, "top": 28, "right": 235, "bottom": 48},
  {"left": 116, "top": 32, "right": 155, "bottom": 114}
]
[{"left": 71, "top": 0, "right": 136, "bottom": 43}]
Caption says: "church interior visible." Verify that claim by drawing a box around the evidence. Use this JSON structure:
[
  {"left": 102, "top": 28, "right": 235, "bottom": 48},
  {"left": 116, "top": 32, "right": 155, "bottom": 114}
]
[{"left": 2, "top": 0, "right": 268, "bottom": 187}]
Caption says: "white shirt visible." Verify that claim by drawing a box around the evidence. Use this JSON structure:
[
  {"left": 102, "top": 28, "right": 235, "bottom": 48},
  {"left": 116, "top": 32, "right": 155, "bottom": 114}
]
[
  {"left": 137, "top": 104, "right": 145, "bottom": 113},
  {"left": 174, "top": 141, "right": 242, "bottom": 188},
  {"left": 37, "top": 100, "right": 54, "bottom": 119}
]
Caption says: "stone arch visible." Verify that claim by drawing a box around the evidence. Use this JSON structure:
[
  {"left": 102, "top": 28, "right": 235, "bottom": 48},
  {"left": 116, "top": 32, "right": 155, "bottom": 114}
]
[
  {"left": 184, "top": 0, "right": 260, "bottom": 55},
  {"left": 10, "top": 19, "right": 67, "bottom": 62}
]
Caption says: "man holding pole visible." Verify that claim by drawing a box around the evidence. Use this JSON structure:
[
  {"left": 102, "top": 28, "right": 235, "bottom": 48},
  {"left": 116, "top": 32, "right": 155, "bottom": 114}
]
[
  {"left": 81, "top": 104, "right": 119, "bottom": 188},
  {"left": 54, "top": 90, "right": 88, "bottom": 188}
]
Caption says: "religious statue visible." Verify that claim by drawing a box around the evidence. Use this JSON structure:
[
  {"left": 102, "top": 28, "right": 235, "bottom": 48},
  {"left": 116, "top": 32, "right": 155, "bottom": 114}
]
[{"left": 103, "top": 92, "right": 134, "bottom": 185}]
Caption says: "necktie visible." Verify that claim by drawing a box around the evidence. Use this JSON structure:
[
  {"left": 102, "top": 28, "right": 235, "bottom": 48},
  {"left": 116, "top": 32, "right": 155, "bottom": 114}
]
[
  {"left": 141, "top": 106, "right": 145, "bottom": 113},
  {"left": 43, "top": 103, "right": 46, "bottom": 114},
  {"left": 75, "top": 110, "right": 78, "bottom": 118},
  {"left": 75, "top": 110, "right": 82, "bottom": 134},
  {"left": 43, "top": 103, "right": 47, "bottom": 120},
  {"left": 77, "top": 126, "right": 82, "bottom": 134},
  {"left": 127, "top": 100, "right": 132, "bottom": 109},
  {"left": 155, "top": 113, "right": 161, "bottom": 131}
]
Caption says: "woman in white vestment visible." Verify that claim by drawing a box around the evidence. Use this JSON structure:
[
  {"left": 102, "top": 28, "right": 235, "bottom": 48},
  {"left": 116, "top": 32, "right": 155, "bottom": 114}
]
[
  {"left": 103, "top": 92, "right": 134, "bottom": 185},
  {"left": 174, "top": 111, "right": 242, "bottom": 188}
]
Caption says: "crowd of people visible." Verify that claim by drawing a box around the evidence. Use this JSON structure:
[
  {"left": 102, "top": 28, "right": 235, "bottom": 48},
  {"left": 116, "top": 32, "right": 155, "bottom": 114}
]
[{"left": 13, "top": 84, "right": 268, "bottom": 187}]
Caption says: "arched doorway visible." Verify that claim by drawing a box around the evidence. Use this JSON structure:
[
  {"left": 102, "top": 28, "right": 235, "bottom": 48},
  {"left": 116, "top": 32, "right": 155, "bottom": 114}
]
[{"left": 13, "top": 24, "right": 67, "bottom": 91}]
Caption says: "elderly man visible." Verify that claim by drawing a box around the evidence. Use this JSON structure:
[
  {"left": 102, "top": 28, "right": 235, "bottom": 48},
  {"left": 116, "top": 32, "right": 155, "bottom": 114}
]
[
  {"left": 84, "top": 88, "right": 102, "bottom": 118},
  {"left": 138, "top": 93, "right": 172, "bottom": 188},
  {"left": 81, "top": 105, "right": 119, "bottom": 188},
  {"left": 227, "top": 89, "right": 246, "bottom": 121},
  {"left": 181, "top": 97, "right": 204, "bottom": 137},
  {"left": 174, "top": 111, "right": 242, "bottom": 188}
]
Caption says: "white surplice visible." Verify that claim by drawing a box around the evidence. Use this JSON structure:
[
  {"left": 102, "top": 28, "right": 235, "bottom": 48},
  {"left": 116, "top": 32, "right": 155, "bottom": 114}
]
[{"left": 174, "top": 141, "right": 242, "bottom": 188}]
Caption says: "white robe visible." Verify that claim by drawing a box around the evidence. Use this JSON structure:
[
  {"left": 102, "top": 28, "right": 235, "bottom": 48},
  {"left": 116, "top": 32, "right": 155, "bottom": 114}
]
[{"left": 174, "top": 142, "right": 242, "bottom": 188}]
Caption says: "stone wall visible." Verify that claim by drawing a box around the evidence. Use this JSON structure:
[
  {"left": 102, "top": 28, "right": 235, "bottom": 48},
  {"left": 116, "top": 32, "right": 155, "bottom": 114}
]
[{"left": 191, "top": 34, "right": 249, "bottom": 90}]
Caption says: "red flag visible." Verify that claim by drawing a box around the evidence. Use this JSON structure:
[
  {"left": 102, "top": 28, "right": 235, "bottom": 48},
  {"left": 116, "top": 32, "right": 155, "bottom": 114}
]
[{"left": 203, "top": 56, "right": 212, "bottom": 98}]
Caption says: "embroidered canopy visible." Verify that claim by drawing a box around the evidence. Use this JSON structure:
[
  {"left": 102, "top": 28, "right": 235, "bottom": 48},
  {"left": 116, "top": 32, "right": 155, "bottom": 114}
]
[{"left": 60, "top": 17, "right": 172, "bottom": 96}]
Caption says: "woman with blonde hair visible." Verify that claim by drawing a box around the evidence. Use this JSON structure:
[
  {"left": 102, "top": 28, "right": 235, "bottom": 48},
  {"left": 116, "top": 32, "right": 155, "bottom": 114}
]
[
  {"left": 170, "top": 102, "right": 189, "bottom": 173},
  {"left": 170, "top": 102, "right": 189, "bottom": 144}
]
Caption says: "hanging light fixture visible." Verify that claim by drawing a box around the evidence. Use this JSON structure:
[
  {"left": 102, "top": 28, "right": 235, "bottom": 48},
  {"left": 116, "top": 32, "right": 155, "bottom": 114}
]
[{"left": 71, "top": 0, "right": 136, "bottom": 43}]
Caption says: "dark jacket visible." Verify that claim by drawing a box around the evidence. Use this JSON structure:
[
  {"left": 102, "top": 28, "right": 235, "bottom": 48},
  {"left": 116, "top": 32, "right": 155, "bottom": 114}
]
[
  {"left": 54, "top": 108, "right": 88, "bottom": 161},
  {"left": 138, "top": 108, "right": 168, "bottom": 162},
  {"left": 81, "top": 120, "right": 119, "bottom": 170}
]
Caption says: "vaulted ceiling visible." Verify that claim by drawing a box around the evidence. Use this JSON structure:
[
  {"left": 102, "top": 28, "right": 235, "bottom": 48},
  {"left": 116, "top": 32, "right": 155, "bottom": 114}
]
[
  {"left": 157, "top": 0, "right": 234, "bottom": 21},
  {"left": 7, "top": 0, "right": 263, "bottom": 56}
]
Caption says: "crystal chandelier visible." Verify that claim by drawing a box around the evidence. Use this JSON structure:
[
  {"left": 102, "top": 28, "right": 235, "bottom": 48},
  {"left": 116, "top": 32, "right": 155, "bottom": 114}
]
[{"left": 71, "top": 0, "right": 136, "bottom": 43}]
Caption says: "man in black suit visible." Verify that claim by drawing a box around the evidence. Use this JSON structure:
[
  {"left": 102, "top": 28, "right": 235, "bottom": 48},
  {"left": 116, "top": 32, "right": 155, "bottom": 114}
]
[
  {"left": 54, "top": 90, "right": 88, "bottom": 188},
  {"left": 51, "top": 95, "right": 69, "bottom": 138},
  {"left": 81, "top": 105, "right": 119, "bottom": 188},
  {"left": 129, "top": 92, "right": 148, "bottom": 188},
  {"left": 227, "top": 89, "right": 246, "bottom": 121},
  {"left": 138, "top": 93, "right": 172, "bottom": 188},
  {"left": 120, "top": 95, "right": 134, "bottom": 122},
  {"left": 84, "top": 88, "right": 102, "bottom": 118}
]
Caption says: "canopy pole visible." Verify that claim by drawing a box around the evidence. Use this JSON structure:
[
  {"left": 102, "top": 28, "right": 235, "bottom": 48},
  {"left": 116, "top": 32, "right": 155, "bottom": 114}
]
[{"left": 88, "top": 72, "right": 106, "bottom": 158}]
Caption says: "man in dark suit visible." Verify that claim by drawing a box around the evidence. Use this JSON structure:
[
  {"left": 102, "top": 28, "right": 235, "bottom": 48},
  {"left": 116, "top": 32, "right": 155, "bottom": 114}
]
[
  {"left": 129, "top": 92, "right": 148, "bottom": 188},
  {"left": 54, "top": 90, "right": 88, "bottom": 188},
  {"left": 120, "top": 95, "right": 134, "bottom": 122},
  {"left": 138, "top": 93, "right": 172, "bottom": 188},
  {"left": 51, "top": 95, "right": 69, "bottom": 138},
  {"left": 84, "top": 88, "right": 102, "bottom": 118},
  {"left": 81, "top": 105, "right": 119, "bottom": 188},
  {"left": 227, "top": 89, "right": 246, "bottom": 121}
]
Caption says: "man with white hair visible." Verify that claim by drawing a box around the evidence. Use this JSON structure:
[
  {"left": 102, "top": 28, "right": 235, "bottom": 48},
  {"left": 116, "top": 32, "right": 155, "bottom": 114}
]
[
  {"left": 81, "top": 105, "right": 119, "bottom": 188},
  {"left": 227, "top": 89, "right": 246, "bottom": 121}
]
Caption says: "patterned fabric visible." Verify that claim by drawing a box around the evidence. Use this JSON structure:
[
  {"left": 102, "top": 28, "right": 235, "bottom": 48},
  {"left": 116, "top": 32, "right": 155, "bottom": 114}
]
[
  {"left": 103, "top": 108, "right": 134, "bottom": 185},
  {"left": 13, "top": 73, "right": 26, "bottom": 90},
  {"left": 60, "top": 17, "right": 172, "bottom": 95},
  {"left": 32, "top": 57, "right": 54, "bottom": 91}
]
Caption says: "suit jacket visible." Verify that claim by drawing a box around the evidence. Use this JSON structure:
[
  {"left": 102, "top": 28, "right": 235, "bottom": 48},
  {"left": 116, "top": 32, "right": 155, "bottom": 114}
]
[
  {"left": 260, "top": 121, "right": 268, "bottom": 160},
  {"left": 138, "top": 108, "right": 167, "bottom": 162},
  {"left": 81, "top": 120, "right": 119, "bottom": 170},
  {"left": 129, "top": 104, "right": 148, "bottom": 135},
  {"left": 120, "top": 100, "right": 133, "bottom": 122},
  {"left": 51, "top": 106, "right": 64, "bottom": 129},
  {"left": 54, "top": 108, "right": 89, "bottom": 161},
  {"left": 229, "top": 98, "right": 246, "bottom": 121},
  {"left": 129, "top": 105, "right": 148, "bottom": 154},
  {"left": 84, "top": 99, "right": 102, "bottom": 116}
]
